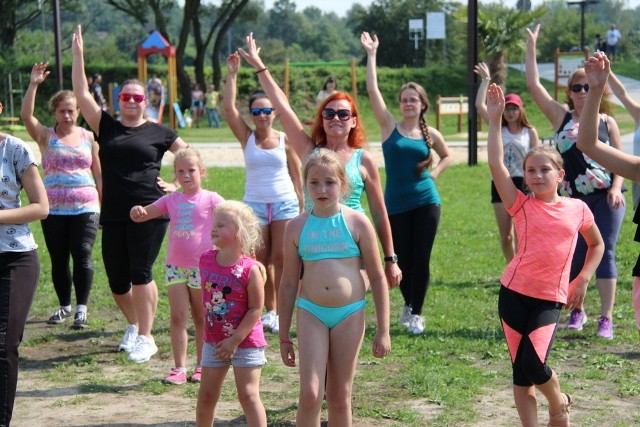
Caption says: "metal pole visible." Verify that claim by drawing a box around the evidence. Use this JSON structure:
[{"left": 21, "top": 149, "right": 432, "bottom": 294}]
[
  {"left": 52, "top": 0, "right": 63, "bottom": 90},
  {"left": 467, "top": 0, "right": 478, "bottom": 166}
]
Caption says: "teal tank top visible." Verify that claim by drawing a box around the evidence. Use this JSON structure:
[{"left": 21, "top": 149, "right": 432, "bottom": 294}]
[
  {"left": 298, "top": 209, "right": 361, "bottom": 261},
  {"left": 382, "top": 127, "right": 440, "bottom": 215},
  {"left": 305, "top": 148, "right": 365, "bottom": 213}
]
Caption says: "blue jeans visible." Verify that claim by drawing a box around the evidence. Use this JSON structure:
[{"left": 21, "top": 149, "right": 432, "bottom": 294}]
[{"left": 205, "top": 108, "right": 220, "bottom": 128}]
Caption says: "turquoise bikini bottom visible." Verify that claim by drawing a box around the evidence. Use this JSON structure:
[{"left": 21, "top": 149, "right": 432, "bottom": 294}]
[{"left": 296, "top": 297, "right": 367, "bottom": 329}]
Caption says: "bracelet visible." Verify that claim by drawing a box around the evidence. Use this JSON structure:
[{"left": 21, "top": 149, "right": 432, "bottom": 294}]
[
  {"left": 279, "top": 339, "right": 293, "bottom": 345},
  {"left": 483, "top": 77, "right": 491, "bottom": 81},
  {"left": 255, "top": 67, "right": 269, "bottom": 75}
]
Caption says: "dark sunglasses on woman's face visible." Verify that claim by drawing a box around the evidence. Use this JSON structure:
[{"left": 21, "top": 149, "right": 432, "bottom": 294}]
[
  {"left": 250, "top": 107, "right": 274, "bottom": 116},
  {"left": 119, "top": 93, "right": 146, "bottom": 103},
  {"left": 569, "top": 84, "right": 589, "bottom": 93},
  {"left": 322, "top": 108, "right": 352, "bottom": 121}
]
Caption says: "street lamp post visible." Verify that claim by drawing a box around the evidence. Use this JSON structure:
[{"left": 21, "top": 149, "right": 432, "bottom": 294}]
[{"left": 567, "top": 0, "right": 599, "bottom": 51}]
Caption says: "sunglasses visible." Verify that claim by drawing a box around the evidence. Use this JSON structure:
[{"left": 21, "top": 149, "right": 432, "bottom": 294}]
[
  {"left": 250, "top": 107, "right": 274, "bottom": 116},
  {"left": 322, "top": 108, "right": 352, "bottom": 121},
  {"left": 569, "top": 84, "right": 589, "bottom": 93},
  {"left": 119, "top": 93, "right": 146, "bottom": 103}
]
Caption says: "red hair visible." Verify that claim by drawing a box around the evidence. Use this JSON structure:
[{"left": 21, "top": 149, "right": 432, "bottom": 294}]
[{"left": 310, "top": 92, "right": 366, "bottom": 149}]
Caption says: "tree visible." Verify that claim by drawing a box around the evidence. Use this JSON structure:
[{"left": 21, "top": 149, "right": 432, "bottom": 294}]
[{"left": 476, "top": 4, "right": 546, "bottom": 88}]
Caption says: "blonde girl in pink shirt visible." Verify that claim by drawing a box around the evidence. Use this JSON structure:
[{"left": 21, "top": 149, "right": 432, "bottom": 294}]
[
  {"left": 487, "top": 83, "right": 604, "bottom": 427},
  {"left": 130, "top": 147, "right": 224, "bottom": 383}
]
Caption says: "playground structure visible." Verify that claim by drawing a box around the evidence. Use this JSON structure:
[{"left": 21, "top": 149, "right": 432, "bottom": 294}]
[{"left": 136, "top": 30, "right": 178, "bottom": 129}]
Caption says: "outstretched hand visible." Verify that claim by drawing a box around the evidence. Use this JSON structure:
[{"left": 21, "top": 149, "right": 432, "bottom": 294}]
[
  {"left": 360, "top": 31, "right": 379, "bottom": 54},
  {"left": 474, "top": 62, "right": 490, "bottom": 80},
  {"left": 526, "top": 23, "right": 540, "bottom": 45},
  {"left": 226, "top": 52, "right": 240, "bottom": 74},
  {"left": 30, "top": 63, "right": 50, "bottom": 86},
  {"left": 486, "top": 84, "right": 505, "bottom": 123},
  {"left": 237, "top": 32, "right": 265, "bottom": 70},
  {"left": 583, "top": 52, "right": 610, "bottom": 90},
  {"left": 72, "top": 25, "right": 84, "bottom": 56}
]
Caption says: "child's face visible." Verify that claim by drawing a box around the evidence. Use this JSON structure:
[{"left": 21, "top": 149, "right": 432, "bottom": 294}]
[
  {"left": 306, "top": 163, "right": 342, "bottom": 208},
  {"left": 524, "top": 154, "right": 564, "bottom": 196},
  {"left": 211, "top": 210, "right": 238, "bottom": 249},
  {"left": 175, "top": 156, "right": 204, "bottom": 193}
]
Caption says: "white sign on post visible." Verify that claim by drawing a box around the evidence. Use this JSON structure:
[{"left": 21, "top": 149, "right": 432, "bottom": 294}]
[{"left": 426, "top": 12, "right": 446, "bottom": 40}]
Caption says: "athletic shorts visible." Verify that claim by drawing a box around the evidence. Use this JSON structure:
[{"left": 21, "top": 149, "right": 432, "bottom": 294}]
[
  {"left": 165, "top": 264, "right": 201, "bottom": 289},
  {"left": 201, "top": 341, "right": 267, "bottom": 368},
  {"left": 243, "top": 199, "right": 299, "bottom": 226}
]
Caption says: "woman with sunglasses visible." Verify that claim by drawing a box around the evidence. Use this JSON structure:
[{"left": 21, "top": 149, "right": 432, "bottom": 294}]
[
  {"left": 361, "top": 32, "right": 451, "bottom": 335},
  {"left": 224, "top": 52, "right": 304, "bottom": 335},
  {"left": 21, "top": 62, "right": 102, "bottom": 329},
  {"left": 72, "top": 25, "right": 188, "bottom": 363},
  {"left": 0, "top": 100, "right": 49, "bottom": 427},
  {"left": 526, "top": 24, "right": 625, "bottom": 339},
  {"left": 475, "top": 61, "right": 540, "bottom": 263},
  {"left": 237, "top": 33, "right": 402, "bottom": 291}
]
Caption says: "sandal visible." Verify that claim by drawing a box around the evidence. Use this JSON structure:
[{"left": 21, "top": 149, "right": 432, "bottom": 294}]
[{"left": 548, "top": 393, "right": 572, "bottom": 427}]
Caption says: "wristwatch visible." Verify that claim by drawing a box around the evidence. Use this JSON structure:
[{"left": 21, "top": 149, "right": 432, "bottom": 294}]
[{"left": 384, "top": 254, "right": 398, "bottom": 263}]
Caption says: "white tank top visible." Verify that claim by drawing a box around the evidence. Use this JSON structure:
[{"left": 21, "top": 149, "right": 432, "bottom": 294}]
[
  {"left": 502, "top": 127, "right": 531, "bottom": 178},
  {"left": 242, "top": 132, "right": 297, "bottom": 203}
]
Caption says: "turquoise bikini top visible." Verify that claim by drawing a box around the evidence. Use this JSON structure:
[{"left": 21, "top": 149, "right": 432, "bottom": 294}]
[{"left": 298, "top": 209, "right": 361, "bottom": 261}]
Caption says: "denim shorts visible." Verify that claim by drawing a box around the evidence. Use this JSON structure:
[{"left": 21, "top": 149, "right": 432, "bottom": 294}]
[
  {"left": 244, "top": 199, "right": 299, "bottom": 226},
  {"left": 165, "top": 264, "right": 201, "bottom": 289},
  {"left": 201, "top": 341, "right": 267, "bottom": 368}
]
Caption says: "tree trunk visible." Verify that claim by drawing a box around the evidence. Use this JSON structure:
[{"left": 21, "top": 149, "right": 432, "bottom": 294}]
[{"left": 489, "top": 51, "right": 507, "bottom": 91}]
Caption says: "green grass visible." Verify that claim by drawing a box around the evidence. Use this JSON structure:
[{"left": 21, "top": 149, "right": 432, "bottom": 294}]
[{"left": 17, "top": 163, "right": 640, "bottom": 426}]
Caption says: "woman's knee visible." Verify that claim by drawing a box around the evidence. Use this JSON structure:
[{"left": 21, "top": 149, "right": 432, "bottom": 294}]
[{"left": 298, "top": 386, "right": 323, "bottom": 412}]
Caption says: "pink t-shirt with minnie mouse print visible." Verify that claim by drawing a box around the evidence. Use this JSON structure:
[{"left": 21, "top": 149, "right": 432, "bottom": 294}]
[{"left": 199, "top": 249, "right": 267, "bottom": 348}]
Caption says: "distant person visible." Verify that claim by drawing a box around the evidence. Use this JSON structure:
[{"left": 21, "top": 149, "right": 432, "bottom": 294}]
[
  {"left": 486, "top": 82, "right": 604, "bottom": 427},
  {"left": 130, "top": 147, "right": 224, "bottom": 385},
  {"left": 21, "top": 62, "right": 102, "bottom": 329},
  {"left": 147, "top": 74, "right": 164, "bottom": 109},
  {"left": 595, "top": 33, "right": 607, "bottom": 53},
  {"left": 191, "top": 83, "right": 205, "bottom": 128},
  {"left": 91, "top": 73, "right": 107, "bottom": 112},
  {"left": 527, "top": 24, "right": 625, "bottom": 339},
  {"left": 72, "top": 25, "right": 188, "bottom": 363},
  {"left": 606, "top": 24, "right": 621, "bottom": 62},
  {"left": 196, "top": 201, "right": 268, "bottom": 427},
  {"left": 577, "top": 52, "right": 640, "bottom": 342},
  {"left": 316, "top": 76, "right": 338, "bottom": 106},
  {"left": 0, "top": 99, "right": 49, "bottom": 427},
  {"left": 204, "top": 84, "right": 221, "bottom": 128},
  {"left": 475, "top": 61, "right": 540, "bottom": 262},
  {"left": 225, "top": 52, "right": 303, "bottom": 335}
]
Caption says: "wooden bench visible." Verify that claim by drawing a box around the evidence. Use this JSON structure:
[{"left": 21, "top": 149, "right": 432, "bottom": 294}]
[{"left": 0, "top": 117, "right": 20, "bottom": 127}]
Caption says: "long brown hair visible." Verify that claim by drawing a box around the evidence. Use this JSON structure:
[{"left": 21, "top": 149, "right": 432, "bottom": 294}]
[
  {"left": 399, "top": 82, "right": 433, "bottom": 173},
  {"left": 310, "top": 92, "right": 365, "bottom": 149}
]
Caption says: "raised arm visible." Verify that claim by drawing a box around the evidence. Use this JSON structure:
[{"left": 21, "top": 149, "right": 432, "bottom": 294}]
[
  {"left": 360, "top": 32, "right": 396, "bottom": 140},
  {"left": 238, "top": 33, "right": 314, "bottom": 160},
  {"left": 21, "top": 63, "right": 51, "bottom": 151},
  {"left": 577, "top": 53, "right": 640, "bottom": 182},
  {"left": 608, "top": 71, "right": 640, "bottom": 125},
  {"left": 473, "top": 62, "right": 491, "bottom": 123},
  {"left": 223, "top": 52, "right": 252, "bottom": 146},
  {"left": 487, "top": 84, "right": 518, "bottom": 209},
  {"left": 71, "top": 25, "right": 102, "bottom": 134},
  {"left": 525, "top": 25, "right": 567, "bottom": 129},
  {"left": 285, "top": 138, "right": 305, "bottom": 211}
]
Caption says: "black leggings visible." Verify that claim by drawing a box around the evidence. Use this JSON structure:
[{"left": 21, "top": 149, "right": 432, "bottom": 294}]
[
  {"left": 41, "top": 213, "right": 99, "bottom": 306},
  {"left": 498, "top": 286, "right": 561, "bottom": 387},
  {"left": 389, "top": 204, "right": 440, "bottom": 315},
  {"left": 0, "top": 250, "right": 39, "bottom": 426}
]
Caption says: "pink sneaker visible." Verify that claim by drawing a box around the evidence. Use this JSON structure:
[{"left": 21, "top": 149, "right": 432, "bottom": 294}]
[
  {"left": 190, "top": 366, "right": 202, "bottom": 383},
  {"left": 163, "top": 368, "right": 187, "bottom": 385},
  {"left": 597, "top": 316, "right": 614, "bottom": 339}
]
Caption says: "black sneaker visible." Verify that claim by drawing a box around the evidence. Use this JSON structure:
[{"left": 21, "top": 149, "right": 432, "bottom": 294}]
[
  {"left": 47, "top": 308, "right": 72, "bottom": 324},
  {"left": 72, "top": 311, "right": 88, "bottom": 329}
]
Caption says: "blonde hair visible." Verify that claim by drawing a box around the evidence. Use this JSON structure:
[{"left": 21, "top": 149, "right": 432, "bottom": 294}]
[
  {"left": 524, "top": 145, "right": 564, "bottom": 170},
  {"left": 173, "top": 146, "right": 204, "bottom": 170},
  {"left": 303, "top": 148, "right": 351, "bottom": 197},
  {"left": 214, "top": 201, "right": 263, "bottom": 257}
]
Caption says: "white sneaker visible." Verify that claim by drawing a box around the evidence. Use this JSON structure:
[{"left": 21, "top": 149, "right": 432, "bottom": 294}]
[
  {"left": 400, "top": 305, "right": 412, "bottom": 327},
  {"left": 118, "top": 324, "right": 138, "bottom": 352},
  {"left": 407, "top": 315, "right": 425, "bottom": 335},
  {"left": 271, "top": 314, "right": 280, "bottom": 334},
  {"left": 261, "top": 311, "right": 277, "bottom": 331},
  {"left": 128, "top": 335, "right": 158, "bottom": 363}
]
